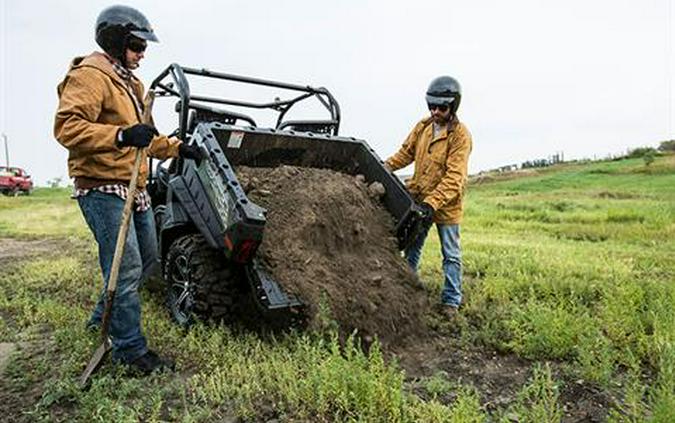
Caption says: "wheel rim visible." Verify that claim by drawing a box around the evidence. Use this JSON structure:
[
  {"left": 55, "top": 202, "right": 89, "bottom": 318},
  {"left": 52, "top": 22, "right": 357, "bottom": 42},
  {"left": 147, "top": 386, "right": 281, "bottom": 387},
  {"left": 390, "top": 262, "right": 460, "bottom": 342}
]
[{"left": 167, "top": 253, "right": 194, "bottom": 325}]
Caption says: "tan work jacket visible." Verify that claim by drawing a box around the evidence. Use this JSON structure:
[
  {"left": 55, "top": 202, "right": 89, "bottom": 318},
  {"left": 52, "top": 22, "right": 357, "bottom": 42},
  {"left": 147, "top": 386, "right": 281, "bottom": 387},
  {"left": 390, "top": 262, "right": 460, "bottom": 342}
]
[
  {"left": 54, "top": 52, "right": 181, "bottom": 189},
  {"left": 386, "top": 116, "right": 472, "bottom": 224}
]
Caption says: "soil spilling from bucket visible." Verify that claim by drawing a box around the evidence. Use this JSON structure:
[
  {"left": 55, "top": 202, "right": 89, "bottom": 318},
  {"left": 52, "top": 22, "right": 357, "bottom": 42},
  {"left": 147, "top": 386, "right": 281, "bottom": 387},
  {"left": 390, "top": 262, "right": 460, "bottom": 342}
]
[{"left": 237, "top": 165, "right": 429, "bottom": 346}]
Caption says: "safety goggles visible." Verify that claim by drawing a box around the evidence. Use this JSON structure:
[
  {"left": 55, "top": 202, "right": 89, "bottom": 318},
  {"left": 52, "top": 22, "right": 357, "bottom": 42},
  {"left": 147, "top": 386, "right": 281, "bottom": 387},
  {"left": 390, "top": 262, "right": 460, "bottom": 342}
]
[
  {"left": 428, "top": 103, "right": 449, "bottom": 112},
  {"left": 127, "top": 39, "right": 147, "bottom": 53}
]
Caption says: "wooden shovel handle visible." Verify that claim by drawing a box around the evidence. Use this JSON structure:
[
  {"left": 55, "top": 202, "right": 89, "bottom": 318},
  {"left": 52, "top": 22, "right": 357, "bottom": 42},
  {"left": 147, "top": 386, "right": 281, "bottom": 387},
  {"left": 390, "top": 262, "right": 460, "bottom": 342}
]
[{"left": 100, "top": 90, "right": 156, "bottom": 340}]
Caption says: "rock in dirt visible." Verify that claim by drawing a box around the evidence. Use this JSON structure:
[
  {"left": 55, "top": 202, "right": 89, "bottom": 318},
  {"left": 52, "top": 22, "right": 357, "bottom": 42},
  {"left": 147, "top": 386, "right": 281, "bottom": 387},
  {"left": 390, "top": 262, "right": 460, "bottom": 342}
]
[
  {"left": 367, "top": 182, "right": 386, "bottom": 199},
  {"left": 237, "top": 165, "right": 428, "bottom": 346},
  {"left": 0, "top": 343, "right": 17, "bottom": 375}
]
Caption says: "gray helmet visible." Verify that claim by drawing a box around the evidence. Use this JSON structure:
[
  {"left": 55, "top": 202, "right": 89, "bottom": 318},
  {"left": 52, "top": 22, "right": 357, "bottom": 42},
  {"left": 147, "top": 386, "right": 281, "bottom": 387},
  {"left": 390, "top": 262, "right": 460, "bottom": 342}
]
[
  {"left": 426, "top": 76, "right": 462, "bottom": 114},
  {"left": 95, "top": 5, "right": 158, "bottom": 61}
]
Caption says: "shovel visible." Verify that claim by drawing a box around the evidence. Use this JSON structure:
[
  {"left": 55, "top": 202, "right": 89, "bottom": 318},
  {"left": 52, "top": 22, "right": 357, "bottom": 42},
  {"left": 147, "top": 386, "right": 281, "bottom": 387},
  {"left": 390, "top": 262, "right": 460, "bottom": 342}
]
[{"left": 80, "top": 90, "right": 156, "bottom": 387}]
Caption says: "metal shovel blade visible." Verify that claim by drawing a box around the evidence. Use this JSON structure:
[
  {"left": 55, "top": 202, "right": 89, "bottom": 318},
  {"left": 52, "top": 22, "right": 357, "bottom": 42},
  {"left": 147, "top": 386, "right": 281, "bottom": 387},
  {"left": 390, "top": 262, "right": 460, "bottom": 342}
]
[{"left": 79, "top": 337, "right": 112, "bottom": 388}]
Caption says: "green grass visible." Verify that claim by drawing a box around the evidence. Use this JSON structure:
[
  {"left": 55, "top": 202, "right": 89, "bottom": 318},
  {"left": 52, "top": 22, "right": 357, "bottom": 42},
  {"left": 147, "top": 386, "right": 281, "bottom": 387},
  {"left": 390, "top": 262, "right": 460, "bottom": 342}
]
[
  {"left": 0, "top": 187, "right": 89, "bottom": 239},
  {"left": 1, "top": 154, "right": 673, "bottom": 421},
  {"left": 502, "top": 364, "right": 562, "bottom": 423},
  {"left": 422, "top": 155, "right": 675, "bottom": 420}
]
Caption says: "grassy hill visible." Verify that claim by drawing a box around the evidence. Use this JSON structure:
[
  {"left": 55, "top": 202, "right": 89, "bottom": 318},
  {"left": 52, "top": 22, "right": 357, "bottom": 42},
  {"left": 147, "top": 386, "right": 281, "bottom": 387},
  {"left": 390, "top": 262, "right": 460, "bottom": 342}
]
[{"left": 0, "top": 155, "right": 673, "bottom": 422}]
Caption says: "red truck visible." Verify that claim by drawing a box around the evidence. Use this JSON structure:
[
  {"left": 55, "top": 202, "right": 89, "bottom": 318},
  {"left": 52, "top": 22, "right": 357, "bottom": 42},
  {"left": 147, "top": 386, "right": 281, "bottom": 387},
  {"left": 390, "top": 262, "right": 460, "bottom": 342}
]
[{"left": 0, "top": 166, "right": 33, "bottom": 195}]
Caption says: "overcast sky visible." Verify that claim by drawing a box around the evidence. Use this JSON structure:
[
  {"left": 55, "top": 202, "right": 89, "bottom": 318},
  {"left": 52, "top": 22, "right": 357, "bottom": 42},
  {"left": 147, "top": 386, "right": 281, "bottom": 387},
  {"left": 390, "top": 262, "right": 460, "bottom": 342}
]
[{"left": 1, "top": 0, "right": 674, "bottom": 185}]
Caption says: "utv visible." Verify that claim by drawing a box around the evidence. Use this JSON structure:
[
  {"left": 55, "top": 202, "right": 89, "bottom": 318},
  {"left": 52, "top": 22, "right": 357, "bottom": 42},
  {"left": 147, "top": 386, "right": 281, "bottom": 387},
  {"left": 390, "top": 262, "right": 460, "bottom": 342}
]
[{"left": 147, "top": 65, "right": 423, "bottom": 327}]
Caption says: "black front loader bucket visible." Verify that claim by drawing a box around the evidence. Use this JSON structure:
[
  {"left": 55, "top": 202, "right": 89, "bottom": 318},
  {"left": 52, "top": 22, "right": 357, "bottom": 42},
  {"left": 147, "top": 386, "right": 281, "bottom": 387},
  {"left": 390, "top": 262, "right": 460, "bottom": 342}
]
[{"left": 192, "top": 122, "right": 422, "bottom": 250}]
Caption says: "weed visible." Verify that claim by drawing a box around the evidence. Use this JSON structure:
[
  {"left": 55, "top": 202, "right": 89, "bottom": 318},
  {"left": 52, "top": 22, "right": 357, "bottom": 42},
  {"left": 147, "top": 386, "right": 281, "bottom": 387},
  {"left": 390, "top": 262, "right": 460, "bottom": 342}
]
[{"left": 505, "top": 363, "right": 562, "bottom": 422}]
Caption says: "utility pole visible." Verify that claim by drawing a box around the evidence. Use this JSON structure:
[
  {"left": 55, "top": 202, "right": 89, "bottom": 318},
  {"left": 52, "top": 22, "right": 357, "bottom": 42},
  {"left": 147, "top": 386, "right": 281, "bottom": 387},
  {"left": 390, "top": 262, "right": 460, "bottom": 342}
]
[{"left": 2, "top": 133, "right": 8, "bottom": 167}]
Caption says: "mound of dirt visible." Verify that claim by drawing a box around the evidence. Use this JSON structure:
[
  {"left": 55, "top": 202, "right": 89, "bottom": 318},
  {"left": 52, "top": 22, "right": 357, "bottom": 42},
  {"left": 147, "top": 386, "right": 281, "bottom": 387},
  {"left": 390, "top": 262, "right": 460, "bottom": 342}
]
[{"left": 237, "top": 165, "right": 429, "bottom": 346}]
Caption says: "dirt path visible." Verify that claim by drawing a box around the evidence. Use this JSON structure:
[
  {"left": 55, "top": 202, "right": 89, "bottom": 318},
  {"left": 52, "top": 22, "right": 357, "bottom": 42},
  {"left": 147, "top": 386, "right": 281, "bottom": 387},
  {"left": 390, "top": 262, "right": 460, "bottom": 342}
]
[{"left": 0, "top": 237, "right": 82, "bottom": 265}]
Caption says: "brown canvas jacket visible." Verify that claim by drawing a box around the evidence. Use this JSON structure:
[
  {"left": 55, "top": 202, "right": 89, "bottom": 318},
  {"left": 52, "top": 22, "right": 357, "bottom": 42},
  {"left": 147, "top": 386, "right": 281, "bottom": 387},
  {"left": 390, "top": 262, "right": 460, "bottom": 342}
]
[
  {"left": 386, "top": 116, "right": 472, "bottom": 224},
  {"left": 54, "top": 52, "right": 181, "bottom": 188}
]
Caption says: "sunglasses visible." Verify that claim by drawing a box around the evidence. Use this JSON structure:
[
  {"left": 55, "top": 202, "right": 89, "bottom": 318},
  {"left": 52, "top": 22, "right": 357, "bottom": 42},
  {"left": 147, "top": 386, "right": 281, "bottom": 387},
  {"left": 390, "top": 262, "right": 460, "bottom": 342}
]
[
  {"left": 428, "top": 104, "right": 449, "bottom": 112},
  {"left": 127, "top": 39, "right": 147, "bottom": 53}
]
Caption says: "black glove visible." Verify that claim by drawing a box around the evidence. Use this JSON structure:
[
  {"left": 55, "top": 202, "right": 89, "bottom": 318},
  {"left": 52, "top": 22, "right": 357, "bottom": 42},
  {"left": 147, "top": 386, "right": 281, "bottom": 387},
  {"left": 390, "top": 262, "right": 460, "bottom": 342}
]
[
  {"left": 418, "top": 202, "right": 435, "bottom": 226},
  {"left": 119, "top": 124, "right": 158, "bottom": 148},
  {"left": 179, "top": 143, "right": 207, "bottom": 163}
]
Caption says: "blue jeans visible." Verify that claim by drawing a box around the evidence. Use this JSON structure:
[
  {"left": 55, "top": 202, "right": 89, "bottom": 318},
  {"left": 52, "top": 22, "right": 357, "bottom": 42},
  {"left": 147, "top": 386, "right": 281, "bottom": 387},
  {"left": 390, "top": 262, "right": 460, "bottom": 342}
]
[
  {"left": 78, "top": 191, "right": 158, "bottom": 363},
  {"left": 405, "top": 222, "right": 462, "bottom": 307}
]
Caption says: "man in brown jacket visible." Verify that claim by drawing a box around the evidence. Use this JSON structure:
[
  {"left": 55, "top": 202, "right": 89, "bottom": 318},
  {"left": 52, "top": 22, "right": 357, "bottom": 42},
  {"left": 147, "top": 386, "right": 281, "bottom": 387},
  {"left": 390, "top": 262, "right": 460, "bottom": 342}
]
[
  {"left": 54, "top": 6, "right": 202, "bottom": 375},
  {"left": 385, "top": 76, "right": 472, "bottom": 318}
]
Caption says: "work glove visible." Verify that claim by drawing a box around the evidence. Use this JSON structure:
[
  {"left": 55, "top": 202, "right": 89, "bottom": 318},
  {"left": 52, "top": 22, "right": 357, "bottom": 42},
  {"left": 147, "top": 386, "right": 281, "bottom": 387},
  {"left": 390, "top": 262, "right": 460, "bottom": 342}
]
[
  {"left": 118, "top": 124, "right": 158, "bottom": 148},
  {"left": 418, "top": 202, "right": 435, "bottom": 227},
  {"left": 179, "top": 143, "right": 207, "bottom": 164}
]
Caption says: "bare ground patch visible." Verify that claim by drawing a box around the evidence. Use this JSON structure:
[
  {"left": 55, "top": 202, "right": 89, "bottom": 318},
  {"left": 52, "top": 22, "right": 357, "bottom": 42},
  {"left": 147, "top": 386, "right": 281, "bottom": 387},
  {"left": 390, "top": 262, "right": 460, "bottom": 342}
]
[
  {"left": 596, "top": 191, "right": 642, "bottom": 200},
  {"left": 0, "top": 326, "right": 57, "bottom": 423},
  {"left": 394, "top": 332, "right": 614, "bottom": 421},
  {"left": 0, "top": 237, "right": 87, "bottom": 265}
]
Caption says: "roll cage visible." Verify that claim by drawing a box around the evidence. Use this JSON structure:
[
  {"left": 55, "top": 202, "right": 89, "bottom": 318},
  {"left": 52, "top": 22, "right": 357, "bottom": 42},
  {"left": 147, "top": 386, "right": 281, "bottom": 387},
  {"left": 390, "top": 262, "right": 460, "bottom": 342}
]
[{"left": 148, "top": 64, "right": 342, "bottom": 141}]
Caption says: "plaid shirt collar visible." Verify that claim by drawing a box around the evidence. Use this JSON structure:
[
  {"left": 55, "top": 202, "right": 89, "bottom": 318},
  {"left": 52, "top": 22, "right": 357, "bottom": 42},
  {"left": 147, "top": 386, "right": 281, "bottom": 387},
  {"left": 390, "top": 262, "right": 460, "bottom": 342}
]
[
  {"left": 102, "top": 52, "right": 143, "bottom": 116},
  {"left": 103, "top": 53, "right": 133, "bottom": 82}
]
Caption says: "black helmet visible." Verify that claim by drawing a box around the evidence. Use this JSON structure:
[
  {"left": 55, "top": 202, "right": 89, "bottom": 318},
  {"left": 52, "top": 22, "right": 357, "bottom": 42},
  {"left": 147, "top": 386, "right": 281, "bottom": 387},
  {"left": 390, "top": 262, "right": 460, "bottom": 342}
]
[
  {"left": 426, "top": 76, "right": 462, "bottom": 114},
  {"left": 95, "top": 5, "right": 158, "bottom": 60}
]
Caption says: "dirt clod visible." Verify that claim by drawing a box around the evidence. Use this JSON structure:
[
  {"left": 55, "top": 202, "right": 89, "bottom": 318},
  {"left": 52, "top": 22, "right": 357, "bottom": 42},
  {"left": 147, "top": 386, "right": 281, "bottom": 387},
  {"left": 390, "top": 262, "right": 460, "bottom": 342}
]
[
  {"left": 367, "top": 181, "right": 386, "bottom": 199},
  {"left": 237, "top": 165, "right": 428, "bottom": 346}
]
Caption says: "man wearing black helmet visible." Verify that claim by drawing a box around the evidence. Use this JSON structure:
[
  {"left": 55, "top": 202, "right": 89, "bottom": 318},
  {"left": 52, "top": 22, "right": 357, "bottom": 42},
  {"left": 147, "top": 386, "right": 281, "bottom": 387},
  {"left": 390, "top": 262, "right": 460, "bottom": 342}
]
[
  {"left": 385, "top": 76, "right": 473, "bottom": 319},
  {"left": 54, "top": 5, "right": 202, "bottom": 375}
]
